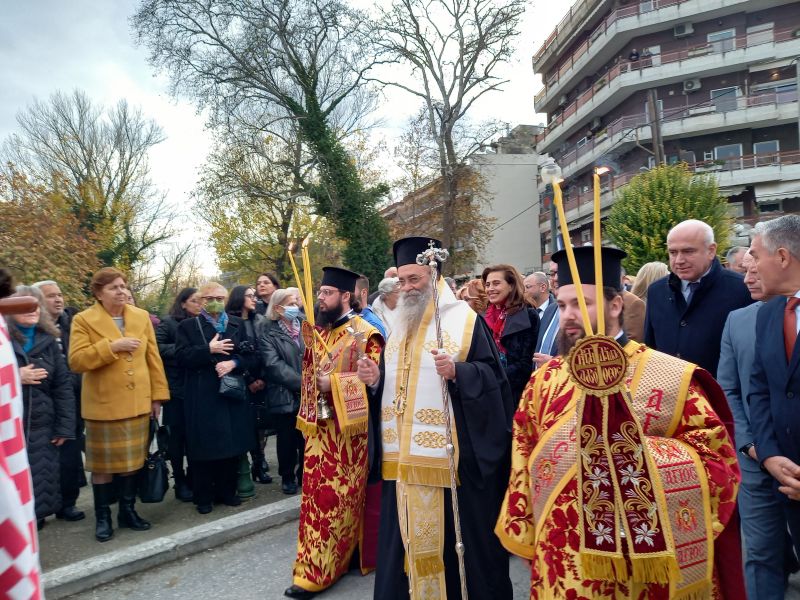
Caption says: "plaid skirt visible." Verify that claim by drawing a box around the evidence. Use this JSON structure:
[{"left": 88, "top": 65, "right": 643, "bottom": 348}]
[{"left": 85, "top": 414, "right": 150, "bottom": 474}]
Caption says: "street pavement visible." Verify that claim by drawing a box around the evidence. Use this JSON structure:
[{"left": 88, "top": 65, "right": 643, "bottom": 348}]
[
  {"left": 66, "top": 519, "right": 532, "bottom": 599},
  {"left": 64, "top": 514, "right": 800, "bottom": 600}
]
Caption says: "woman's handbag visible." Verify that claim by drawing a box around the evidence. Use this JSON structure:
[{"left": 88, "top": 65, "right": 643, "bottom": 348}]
[
  {"left": 219, "top": 373, "right": 246, "bottom": 401},
  {"left": 196, "top": 318, "right": 247, "bottom": 401},
  {"left": 138, "top": 418, "right": 170, "bottom": 503}
]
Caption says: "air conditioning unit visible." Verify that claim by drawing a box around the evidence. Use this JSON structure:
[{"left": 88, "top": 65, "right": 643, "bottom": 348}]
[
  {"left": 674, "top": 23, "right": 694, "bottom": 38},
  {"left": 683, "top": 78, "right": 702, "bottom": 93},
  {"left": 558, "top": 94, "right": 568, "bottom": 106},
  {"left": 591, "top": 117, "right": 602, "bottom": 131}
]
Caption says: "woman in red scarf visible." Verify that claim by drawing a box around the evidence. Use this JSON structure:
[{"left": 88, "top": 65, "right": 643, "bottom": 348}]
[{"left": 482, "top": 265, "right": 540, "bottom": 402}]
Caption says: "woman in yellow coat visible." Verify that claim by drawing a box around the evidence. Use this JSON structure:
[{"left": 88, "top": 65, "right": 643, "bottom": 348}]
[{"left": 69, "top": 267, "right": 169, "bottom": 542}]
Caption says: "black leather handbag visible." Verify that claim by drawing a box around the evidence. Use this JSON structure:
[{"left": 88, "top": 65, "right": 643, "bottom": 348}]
[
  {"left": 196, "top": 318, "right": 247, "bottom": 401},
  {"left": 138, "top": 418, "right": 170, "bottom": 503},
  {"left": 219, "top": 373, "right": 246, "bottom": 401}
]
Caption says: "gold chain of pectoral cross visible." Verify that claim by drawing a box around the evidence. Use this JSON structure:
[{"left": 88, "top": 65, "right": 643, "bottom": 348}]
[{"left": 394, "top": 334, "right": 416, "bottom": 416}]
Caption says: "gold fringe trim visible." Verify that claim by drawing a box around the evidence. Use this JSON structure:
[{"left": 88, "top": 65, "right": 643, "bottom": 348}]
[
  {"left": 398, "top": 464, "right": 456, "bottom": 487},
  {"left": 337, "top": 418, "right": 368, "bottom": 436},
  {"left": 295, "top": 416, "right": 317, "bottom": 436},
  {"left": 413, "top": 555, "right": 445, "bottom": 577},
  {"left": 579, "top": 552, "right": 629, "bottom": 582},
  {"left": 630, "top": 554, "right": 680, "bottom": 585}
]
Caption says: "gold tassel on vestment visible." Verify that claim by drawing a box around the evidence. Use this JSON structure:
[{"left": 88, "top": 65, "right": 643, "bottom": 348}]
[
  {"left": 630, "top": 553, "right": 680, "bottom": 585},
  {"left": 579, "top": 552, "right": 629, "bottom": 582}
]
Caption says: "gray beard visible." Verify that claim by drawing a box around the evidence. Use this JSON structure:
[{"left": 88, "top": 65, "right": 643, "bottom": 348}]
[{"left": 396, "top": 284, "right": 433, "bottom": 339}]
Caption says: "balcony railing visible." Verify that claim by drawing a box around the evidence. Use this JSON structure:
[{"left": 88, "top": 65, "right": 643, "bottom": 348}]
[
  {"left": 536, "top": 23, "right": 798, "bottom": 142},
  {"left": 539, "top": 149, "right": 800, "bottom": 223},
  {"left": 535, "top": 0, "right": 734, "bottom": 101},
  {"left": 550, "top": 88, "right": 798, "bottom": 172}
]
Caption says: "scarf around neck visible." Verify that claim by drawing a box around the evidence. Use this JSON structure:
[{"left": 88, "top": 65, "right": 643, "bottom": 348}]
[
  {"left": 201, "top": 309, "right": 228, "bottom": 333},
  {"left": 484, "top": 303, "right": 507, "bottom": 353}
]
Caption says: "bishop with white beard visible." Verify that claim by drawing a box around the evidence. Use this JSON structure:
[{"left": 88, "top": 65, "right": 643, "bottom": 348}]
[{"left": 357, "top": 236, "right": 515, "bottom": 600}]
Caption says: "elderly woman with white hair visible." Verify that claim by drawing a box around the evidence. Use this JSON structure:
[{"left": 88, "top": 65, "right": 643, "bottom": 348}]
[
  {"left": 371, "top": 277, "right": 400, "bottom": 338},
  {"left": 260, "top": 289, "right": 305, "bottom": 495}
]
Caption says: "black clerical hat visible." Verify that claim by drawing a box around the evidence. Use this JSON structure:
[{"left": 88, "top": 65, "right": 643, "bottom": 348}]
[
  {"left": 320, "top": 267, "right": 359, "bottom": 293},
  {"left": 393, "top": 236, "right": 443, "bottom": 268},
  {"left": 551, "top": 246, "right": 627, "bottom": 291}
]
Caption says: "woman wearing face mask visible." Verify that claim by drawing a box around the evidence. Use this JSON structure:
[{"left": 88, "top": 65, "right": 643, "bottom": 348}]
[
  {"left": 260, "top": 289, "right": 305, "bottom": 495},
  {"left": 225, "top": 285, "right": 272, "bottom": 491},
  {"left": 175, "top": 282, "right": 258, "bottom": 514},
  {"left": 156, "top": 287, "right": 201, "bottom": 502}
]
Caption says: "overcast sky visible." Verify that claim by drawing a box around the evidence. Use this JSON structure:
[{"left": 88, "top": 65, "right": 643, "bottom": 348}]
[{"left": 1, "top": 0, "right": 566, "bottom": 273}]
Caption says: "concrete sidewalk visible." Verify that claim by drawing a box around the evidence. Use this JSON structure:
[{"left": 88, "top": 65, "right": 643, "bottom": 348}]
[
  {"left": 42, "top": 494, "right": 301, "bottom": 599},
  {"left": 39, "top": 442, "right": 301, "bottom": 598}
]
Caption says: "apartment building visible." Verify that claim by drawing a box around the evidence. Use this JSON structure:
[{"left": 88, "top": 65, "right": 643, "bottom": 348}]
[
  {"left": 380, "top": 125, "right": 542, "bottom": 278},
  {"left": 534, "top": 0, "right": 800, "bottom": 254}
]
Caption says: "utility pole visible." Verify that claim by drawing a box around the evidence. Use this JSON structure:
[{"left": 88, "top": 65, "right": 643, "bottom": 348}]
[{"left": 647, "top": 88, "right": 665, "bottom": 165}]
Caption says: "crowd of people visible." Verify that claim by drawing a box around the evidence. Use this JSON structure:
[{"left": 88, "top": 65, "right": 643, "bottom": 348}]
[{"left": 1, "top": 214, "right": 799, "bottom": 600}]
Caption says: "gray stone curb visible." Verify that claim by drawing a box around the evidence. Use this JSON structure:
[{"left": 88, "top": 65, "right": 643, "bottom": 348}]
[{"left": 43, "top": 495, "right": 301, "bottom": 599}]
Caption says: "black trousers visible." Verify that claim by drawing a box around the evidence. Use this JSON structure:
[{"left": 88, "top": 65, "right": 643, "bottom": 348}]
[
  {"left": 190, "top": 456, "right": 239, "bottom": 505},
  {"left": 166, "top": 418, "right": 190, "bottom": 481},
  {"left": 59, "top": 410, "right": 85, "bottom": 507},
  {"left": 273, "top": 412, "right": 304, "bottom": 484}
]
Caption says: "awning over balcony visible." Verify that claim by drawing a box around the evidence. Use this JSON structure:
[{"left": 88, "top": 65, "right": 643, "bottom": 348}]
[
  {"left": 755, "top": 180, "right": 800, "bottom": 202},
  {"left": 719, "top": 185, "right": 747, "bottom": 198}
]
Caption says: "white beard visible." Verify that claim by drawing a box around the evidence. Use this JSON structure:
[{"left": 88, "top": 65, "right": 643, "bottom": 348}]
[{"left": 395, "top": 283, "right": 433, "bottom": 340}]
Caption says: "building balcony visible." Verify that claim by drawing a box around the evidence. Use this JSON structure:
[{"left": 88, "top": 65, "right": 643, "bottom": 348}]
[
  {"left": 536, "top": 24, "right": 800, "bottom": 155},
  {"left": 538, "top": 149, "right": 800, "bottom": 233},
  {"left": 546, "top": 88, "right": 798, "bottom": 183},
  {"left": 534, "top": 0, "right": 793, "bottom": 112}
]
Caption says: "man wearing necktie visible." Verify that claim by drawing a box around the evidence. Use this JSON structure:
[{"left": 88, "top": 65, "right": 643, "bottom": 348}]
[
  {"left": 747, "top": 215, "right": 800, "bottom": 562},
  {"left": 644, "top": 219, "right": 752, "bottom": 377}
]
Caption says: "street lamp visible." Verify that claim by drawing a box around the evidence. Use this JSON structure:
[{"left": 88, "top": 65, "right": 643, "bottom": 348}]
[{"left": 540, "top": 160, "right": 563, "bottom": 254}]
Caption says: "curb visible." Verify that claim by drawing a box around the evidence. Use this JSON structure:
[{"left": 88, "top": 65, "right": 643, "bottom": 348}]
[{"left": 43, "top": 495, "right": 301, "bottom": 599}]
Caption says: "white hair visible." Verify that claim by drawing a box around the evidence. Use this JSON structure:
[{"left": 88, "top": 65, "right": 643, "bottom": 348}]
[
  {"left": 266, "top": 289, "right": 295, "bottom": 321},
  {"left": 377, "top": 277, "right": 399, "bottom": 297},
  {"left": 754, "top": 215, "right": 800, "bottom": 260},
  {"left": 668, "top": 219, "right": 715, "bottom": 247},
  {"left": 32, "top": 280, "right": 59, "bottom": 289}
]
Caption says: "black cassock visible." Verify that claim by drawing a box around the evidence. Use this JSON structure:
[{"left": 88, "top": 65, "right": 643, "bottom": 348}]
[{"left": 369, "top": 316, "right": 516, "bottom": 600}]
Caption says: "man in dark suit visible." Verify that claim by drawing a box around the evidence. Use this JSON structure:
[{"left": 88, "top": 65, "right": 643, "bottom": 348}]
[
  {"left": 644, "top": 219, "right": 752, "bottom": 377},
  {"left": 718, "top": 251, "right": 796, "bottom": 597},
  {"left": 533, "top": 265, "right": 559, "bottom": 368},
  {"left": 748, "top": 214, "right": 800, "bottom": 559}
]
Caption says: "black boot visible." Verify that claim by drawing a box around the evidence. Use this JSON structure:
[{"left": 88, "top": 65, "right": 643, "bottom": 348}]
[
  {"left": 92, "top": 482, "right": 115, "bottom": 542},
  {"left": 172, "top": 463, "right": 193, "bottom": 502},
  {"left": 117, "top": 475, "right": 151, "bottom": 531},
  {"left": 251, "top": 448, "right": 272, "bottom": 484}
]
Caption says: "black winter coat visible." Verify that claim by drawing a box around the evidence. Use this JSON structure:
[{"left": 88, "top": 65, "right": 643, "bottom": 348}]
[
  {"left": 155, "top": 316, "right": 188, "bottom": 427},
  {"left": 498, "top": 307, "right": 539, "bottom": 402},
  {"left": 12, "top": 328, "right": 76, "bottom": 519},
  {"left": 644, "top": 258, "right": 753, "bottom": 377},
  {"left": 260, "top": 321, "right": 304, "bottom": 415},
  {"left": 175, "top": 316, "right": 258, "bottom": 461},
  {"left": 237, "top": 313, "right": 268, "bottom": 408}
]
